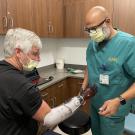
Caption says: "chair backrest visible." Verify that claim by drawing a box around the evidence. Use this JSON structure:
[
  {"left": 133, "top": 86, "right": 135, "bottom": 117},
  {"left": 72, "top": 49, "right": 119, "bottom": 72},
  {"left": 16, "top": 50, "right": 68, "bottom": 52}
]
[
  {"left": 131, "top": 99, "right": 135, "bottom": 113},
  {"left": 124, "top": 113, "right": 135, "bottom": 135}
]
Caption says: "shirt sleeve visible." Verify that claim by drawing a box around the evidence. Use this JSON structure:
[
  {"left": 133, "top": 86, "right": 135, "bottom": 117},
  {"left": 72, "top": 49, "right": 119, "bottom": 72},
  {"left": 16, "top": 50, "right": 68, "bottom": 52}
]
[
  {"left": 10, "top": 82, "right": 42, "bottom": 117},
  {"left": 86, "top": 41, "right": 92, "bottom": 62},
  {"left": 123, "top": 39, "right": 135, "bottom": 78}
]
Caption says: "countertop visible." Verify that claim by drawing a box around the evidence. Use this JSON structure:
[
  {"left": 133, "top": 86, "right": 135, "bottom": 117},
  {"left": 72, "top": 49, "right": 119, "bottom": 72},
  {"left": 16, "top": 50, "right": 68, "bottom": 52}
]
[{"left": 37, "top": 68, "right": 84, "bottom": 91}]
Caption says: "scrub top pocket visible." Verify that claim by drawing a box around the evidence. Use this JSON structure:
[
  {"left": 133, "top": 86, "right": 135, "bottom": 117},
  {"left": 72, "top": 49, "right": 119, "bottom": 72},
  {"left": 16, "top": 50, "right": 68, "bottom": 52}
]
[{"left": 99, "top": 62, "right": 124, "bottom": 85}]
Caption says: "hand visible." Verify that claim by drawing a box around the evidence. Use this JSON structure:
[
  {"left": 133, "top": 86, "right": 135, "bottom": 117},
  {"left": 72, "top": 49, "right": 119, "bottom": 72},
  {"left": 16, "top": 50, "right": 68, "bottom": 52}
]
[
  {"left": 80, "top": 85, "right": 97, "bottom": 100},
  {"left": 98, "top": 98, "right": 121, "bottom": 117}
]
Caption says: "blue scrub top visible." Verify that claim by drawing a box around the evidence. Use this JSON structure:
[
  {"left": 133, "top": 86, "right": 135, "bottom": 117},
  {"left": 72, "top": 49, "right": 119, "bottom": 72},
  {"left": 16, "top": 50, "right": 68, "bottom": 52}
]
[{"left": 86, "top": 31, "right": 135, "bottom": 116}]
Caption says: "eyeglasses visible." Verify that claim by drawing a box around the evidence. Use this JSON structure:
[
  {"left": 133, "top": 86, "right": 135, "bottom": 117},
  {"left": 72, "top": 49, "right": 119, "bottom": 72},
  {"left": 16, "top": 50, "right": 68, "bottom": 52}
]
[{"left": 84, "top": 18, "right": 107, "bottom": 33}]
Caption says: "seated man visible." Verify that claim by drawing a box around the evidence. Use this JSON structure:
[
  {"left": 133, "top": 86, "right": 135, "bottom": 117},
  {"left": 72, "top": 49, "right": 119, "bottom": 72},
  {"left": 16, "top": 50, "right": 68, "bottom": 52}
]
[{"left": 0, "top": 28, "right": 96, "bottom": 135}]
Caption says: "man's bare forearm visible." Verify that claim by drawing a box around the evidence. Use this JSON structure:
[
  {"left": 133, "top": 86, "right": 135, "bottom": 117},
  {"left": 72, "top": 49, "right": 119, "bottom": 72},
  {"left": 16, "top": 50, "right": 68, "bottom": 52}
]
[
  {"left": 82, "top": 66, "right": 89, "bottom": 90},
  {"left": 121, "top": 83, "right": 135, "bottom": 100}
]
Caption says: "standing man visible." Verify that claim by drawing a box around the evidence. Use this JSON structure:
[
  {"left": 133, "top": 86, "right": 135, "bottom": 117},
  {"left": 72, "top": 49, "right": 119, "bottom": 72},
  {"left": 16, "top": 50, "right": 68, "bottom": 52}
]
[
  {"left": 0, "top": 28, "right": 93, "bottom": 135},
  {"left": 82, "top": 6, "right": 135, "bottom": 135}
]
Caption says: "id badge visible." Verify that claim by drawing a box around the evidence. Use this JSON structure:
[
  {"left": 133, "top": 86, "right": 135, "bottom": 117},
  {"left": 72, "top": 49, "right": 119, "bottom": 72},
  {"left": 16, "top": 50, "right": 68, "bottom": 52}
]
[{"left": 99, "top": 74, "right": 109, "bottom": 85}]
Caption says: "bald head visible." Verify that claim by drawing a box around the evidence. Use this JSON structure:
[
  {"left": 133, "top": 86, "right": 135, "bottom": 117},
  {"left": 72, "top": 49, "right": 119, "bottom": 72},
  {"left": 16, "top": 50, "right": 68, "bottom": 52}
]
[{"left": 85, "top": 6, "right": 111, "bottom": 27}]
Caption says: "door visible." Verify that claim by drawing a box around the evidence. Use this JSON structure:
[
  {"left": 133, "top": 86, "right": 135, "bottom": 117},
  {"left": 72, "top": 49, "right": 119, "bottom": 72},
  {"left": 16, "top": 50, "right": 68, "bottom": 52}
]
[
  {"left": 32, "top": 0, "right": 64, "bottom": 37},
  {"left": 113, "top": 0, "right": 135, "bottom": 35},
  {"left": 7, "top": 0, "right": 34, "bottom": 31},
  {"left": 32, "top": 0, "right": 48, "bottom": 37},
  {"left": 0, "top": 0, "right": 7, "bottom": 34},
  {"left": 64, "top": 0, "right": 99, "bottom": 38},
  {"left": 67, "top": 77, "right": 83, "bottom": 97},
  {"left": 64, "top": 0, "right": 83, "bottom": 38},
  {"left": 40, "top": 79, "right": 68, "bottom": 107},
  {"left": 47, "top": 0, "right": 64, "bottom": 37}
]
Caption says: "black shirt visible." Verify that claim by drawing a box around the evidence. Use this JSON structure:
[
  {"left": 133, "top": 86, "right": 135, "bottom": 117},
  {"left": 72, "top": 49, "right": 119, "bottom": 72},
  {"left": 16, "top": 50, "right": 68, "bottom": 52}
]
[{"left": 0, "top": 60, "right": 42, "bottom": 135}]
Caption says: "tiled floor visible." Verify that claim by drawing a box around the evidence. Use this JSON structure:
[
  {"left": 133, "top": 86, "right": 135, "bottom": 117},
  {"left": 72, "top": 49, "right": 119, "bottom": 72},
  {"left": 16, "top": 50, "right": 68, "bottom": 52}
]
[{"left": 53, "top": 126, "right": 92, "bottom": 135}]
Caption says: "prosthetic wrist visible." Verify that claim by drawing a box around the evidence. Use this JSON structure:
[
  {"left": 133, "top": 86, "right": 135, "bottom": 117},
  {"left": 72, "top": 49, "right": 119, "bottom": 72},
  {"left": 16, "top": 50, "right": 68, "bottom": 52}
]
[{"left": 43, "top": 96, "right": 84, "bottom": 129}]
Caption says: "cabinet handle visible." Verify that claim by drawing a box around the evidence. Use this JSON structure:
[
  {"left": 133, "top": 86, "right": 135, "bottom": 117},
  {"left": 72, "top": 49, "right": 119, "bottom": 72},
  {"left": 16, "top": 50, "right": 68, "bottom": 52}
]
[
  {"left": 48, "top": 25, "right": 51, "bottom": 33},
  {"left": 50, "top": 25, "right": 54, "bottom": 33},
  {"left": 2, "top": 16, "right": 8, "bottom": 28},
  {"left": 53, "top": 96, "right": 56, "bottom": 104},
  {"left": 58, "top": 83, "right": 64, "bottom": 88},
  {"left": 78, "top": 82, "right": 83, "bottom": 85},
  {"left": 9, "top": 17, "right": 14, "bottom": 28},
  {"left": 41, "top": 92, "right": 48, "bottom": 98},
  {"left": 50, "top": 97, "right": 55, "bottom": 108}
]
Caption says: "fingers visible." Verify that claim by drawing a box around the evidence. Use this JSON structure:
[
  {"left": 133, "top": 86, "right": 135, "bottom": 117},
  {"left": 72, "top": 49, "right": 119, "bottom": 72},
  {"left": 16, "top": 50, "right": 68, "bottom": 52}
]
[
  {"left": 82, "top": 101, "right": 86, "bottom": 106},
  {"left": 99, "top": 107, "right": 111, "bottom": 116},
  {"left": 99, "top": 101, "right": 108, "bottom": 112},
  {"left": 98, "top": 101, "right": 112, "bottom": 116}
]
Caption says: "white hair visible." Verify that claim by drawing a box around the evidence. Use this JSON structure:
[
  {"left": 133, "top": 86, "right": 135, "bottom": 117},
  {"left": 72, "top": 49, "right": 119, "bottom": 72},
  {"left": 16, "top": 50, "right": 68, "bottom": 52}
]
[{"left": 4, "top": 28, "right": 42, "bottom": 57}]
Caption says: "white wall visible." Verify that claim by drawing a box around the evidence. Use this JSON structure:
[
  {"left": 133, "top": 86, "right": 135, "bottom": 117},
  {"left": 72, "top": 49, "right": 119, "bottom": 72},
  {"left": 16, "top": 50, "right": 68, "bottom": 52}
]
[
  {"left": 38, "top": 38, "right": 57, "bottom": 67},
  {"left": 0, "top": 36, "right": 89, "bottom": 67},
  {"left": 56, "top": 38, "right": 89, "bottom": 65}
]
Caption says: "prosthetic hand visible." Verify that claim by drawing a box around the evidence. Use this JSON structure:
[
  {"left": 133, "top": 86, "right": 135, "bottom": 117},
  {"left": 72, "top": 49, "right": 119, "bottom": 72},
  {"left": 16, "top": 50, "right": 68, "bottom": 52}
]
[
  {"left": 80, "top": 85, "right": 97, "bottom": 100},
  {"left": 44, "top": 86, "right": 97, "bottom": 129}
]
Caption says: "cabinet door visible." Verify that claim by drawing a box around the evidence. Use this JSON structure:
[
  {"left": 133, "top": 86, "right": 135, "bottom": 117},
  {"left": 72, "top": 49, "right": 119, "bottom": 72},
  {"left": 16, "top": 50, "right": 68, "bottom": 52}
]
[
  {"left": 0, "top": 0, "right": 7, "bottom": 34},
  {"left": 67, "top": 77, "right": 90, "bottom": 114},
  {"left": 67, "top": 77, "right": 83, "bottom": 97},
  {"left": 64, "top": 0, "right": 99, "bottom": 38},
  {"left": 113, "top": 0, "right": 135, "bottom": 35},
  {"left": 41, "top": 86, "right": 57, "bottom": 108},
  {"left": 63, "top": 0, "right": 83, "bottom": 38},
  {"left": 7, "top": 0, "right": 34, "bottom": 31},
  {"left": 32, "top": 0, "right": 48, "bottom": 37},
  {"left": 54, "top": 80, "right": 68, "bottom": 105},
  {"left": 40, "top": 80, "right": 68, "bottom": 108},
  {"left": 47, "top": 0, "right": 64, "bottom": 38}
]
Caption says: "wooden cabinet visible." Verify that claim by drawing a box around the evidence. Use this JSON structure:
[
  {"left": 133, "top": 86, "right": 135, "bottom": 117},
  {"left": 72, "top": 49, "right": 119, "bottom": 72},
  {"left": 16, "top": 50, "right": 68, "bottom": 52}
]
[
  {"left": 67, "top": 77, "right": 83, "bottom": 97},
  {"left": 63, "top": 0, "right": 84, "bottom": 38},
  {"left": 0, "top": 0, "right": 34, "bottom": 34},
  {"left": 33, "top": 0, "right": 64, "bottom": 37},
  {"left": 63, "top": 0, "right": 114, "bottom": 38},
  {"left": 63, "top": 0, "right": 97, "bottom": 38},
  {"left": 7, "top": 0, "right": 34, "bottom": 30},
  {"left": 0, "top": 0, "right": 64, "bottom": 37},
  {"left": 113, "top": 0, "right": 135, "bottom": 35},
  {"left": 40, "top": 79, "right": 68, "bottom": 107},
  {"left": 0, "top": 0, "right": 7, "bottom": 34},
  {"left": 47, "top": 0, "right": 64, "bottom": 38},
  {"left": 40, "top": 77, "right": 90, "bottom": 113},
  {"left": 67, "top": 77, "right": 89, "bottom": 113},
  {"left": 32, "top": 0, "right": 48, "bottom": 37},
  {"left": 1, "top": 0, "right": 135, "bottom": 37}
]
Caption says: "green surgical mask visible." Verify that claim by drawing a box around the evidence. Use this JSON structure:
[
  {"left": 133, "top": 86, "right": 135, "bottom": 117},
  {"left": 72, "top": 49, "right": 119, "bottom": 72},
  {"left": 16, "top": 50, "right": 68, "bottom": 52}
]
[
  {"left": 89, "top": 27, "right": 106, "bottom": 43},
  {"left": 23, "top": 59, "right": 39, "bottom": 71}
]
